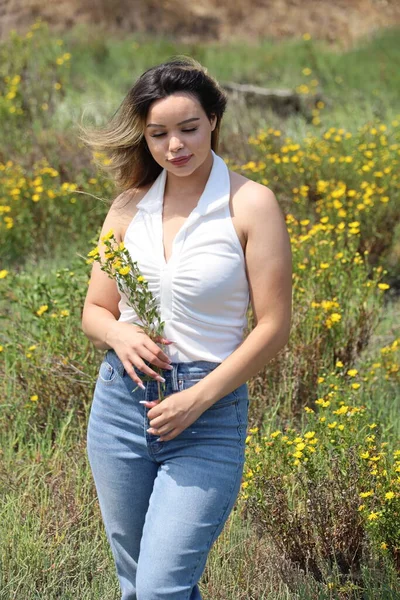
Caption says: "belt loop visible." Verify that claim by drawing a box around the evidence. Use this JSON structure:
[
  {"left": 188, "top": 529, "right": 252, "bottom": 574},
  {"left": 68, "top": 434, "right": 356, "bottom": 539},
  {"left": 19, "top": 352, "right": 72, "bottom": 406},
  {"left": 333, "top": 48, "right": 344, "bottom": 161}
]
[{"left": 172, "top": 364, "right": 179, "bottom": 393}]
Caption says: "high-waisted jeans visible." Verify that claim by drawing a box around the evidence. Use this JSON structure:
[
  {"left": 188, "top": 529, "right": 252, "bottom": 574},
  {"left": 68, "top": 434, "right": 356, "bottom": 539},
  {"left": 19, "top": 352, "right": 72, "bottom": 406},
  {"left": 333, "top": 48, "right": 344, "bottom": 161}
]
[{"left": 86, "top": 348, "right": 249, "bottom": 600}]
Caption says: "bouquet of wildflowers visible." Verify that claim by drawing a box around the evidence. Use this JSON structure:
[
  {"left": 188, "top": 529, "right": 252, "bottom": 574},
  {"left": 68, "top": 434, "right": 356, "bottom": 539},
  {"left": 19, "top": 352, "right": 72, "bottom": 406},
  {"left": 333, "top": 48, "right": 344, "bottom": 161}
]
[{"left": 87, "top": 229, "right": 167, "bottom": 399}]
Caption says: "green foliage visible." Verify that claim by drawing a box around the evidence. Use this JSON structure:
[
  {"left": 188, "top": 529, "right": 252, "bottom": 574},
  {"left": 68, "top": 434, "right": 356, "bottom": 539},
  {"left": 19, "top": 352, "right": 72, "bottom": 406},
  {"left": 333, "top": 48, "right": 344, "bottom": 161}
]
[
  {"left": 0, "top": 20, "right": 72, "bottom": 155},
  {"left": 0, "top": 18, "right": 399, "bottom": 599},
  {"left": 0, "top": 254, "right": 98, "bottom": 432}
]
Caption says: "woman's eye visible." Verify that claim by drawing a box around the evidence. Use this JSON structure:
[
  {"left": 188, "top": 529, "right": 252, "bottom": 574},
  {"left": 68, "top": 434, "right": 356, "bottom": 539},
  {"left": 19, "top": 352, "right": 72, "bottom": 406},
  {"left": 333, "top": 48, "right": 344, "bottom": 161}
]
[{"left": 151, "top": 128, "right": 198, "bottom": 138}]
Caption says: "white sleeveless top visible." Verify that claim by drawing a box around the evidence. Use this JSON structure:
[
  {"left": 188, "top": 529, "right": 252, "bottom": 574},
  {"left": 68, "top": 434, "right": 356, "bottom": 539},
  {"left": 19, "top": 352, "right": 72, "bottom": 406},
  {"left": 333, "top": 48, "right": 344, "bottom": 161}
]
[{"left": 117, "top": 150, "right": 249, "bottom": 363}]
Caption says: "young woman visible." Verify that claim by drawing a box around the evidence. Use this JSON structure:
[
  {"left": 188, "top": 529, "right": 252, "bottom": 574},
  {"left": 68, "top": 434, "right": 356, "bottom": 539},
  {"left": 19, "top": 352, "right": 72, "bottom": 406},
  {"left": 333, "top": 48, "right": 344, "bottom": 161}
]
[{"left": 81, "top": 56, "right": 292, "bottom": 600}]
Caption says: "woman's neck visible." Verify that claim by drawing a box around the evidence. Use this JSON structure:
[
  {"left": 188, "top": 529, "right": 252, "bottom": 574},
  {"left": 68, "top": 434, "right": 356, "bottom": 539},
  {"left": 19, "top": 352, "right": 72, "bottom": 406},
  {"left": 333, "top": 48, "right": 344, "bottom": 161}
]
[{"left": 164, "top": 151, "right": 214, "bottom": 201}]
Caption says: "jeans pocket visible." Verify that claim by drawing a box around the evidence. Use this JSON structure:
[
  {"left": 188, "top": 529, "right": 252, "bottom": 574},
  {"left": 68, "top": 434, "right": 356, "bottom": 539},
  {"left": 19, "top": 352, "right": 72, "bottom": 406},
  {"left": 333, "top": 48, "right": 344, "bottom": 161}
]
[{"left": 98, "top": 359, "right": 119, "bottom": 385}]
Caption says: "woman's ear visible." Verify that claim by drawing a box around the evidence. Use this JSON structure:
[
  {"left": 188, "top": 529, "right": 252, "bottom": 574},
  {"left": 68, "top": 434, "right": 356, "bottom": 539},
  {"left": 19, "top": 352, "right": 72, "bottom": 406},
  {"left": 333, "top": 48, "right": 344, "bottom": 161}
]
[{"left": 210, "top": 114, "right": 217, "bottom": 131}]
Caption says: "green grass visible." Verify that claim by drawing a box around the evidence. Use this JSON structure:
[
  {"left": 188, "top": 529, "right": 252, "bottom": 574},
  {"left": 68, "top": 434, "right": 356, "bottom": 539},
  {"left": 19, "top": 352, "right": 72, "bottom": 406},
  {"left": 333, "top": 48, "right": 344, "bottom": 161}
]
[
  {"left": 0, "top": 20, "right": 399, "bottom": 599},
  {"left": 50, "top": 23, "right": 400, "bottom": 158}
]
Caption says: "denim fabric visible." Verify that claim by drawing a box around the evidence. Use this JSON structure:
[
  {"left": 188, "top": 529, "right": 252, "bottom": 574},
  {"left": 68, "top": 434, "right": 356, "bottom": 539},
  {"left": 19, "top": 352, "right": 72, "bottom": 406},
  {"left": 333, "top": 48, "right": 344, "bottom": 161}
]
[{"left": 87, "top": 349, "right": 249, "bottom": 600}]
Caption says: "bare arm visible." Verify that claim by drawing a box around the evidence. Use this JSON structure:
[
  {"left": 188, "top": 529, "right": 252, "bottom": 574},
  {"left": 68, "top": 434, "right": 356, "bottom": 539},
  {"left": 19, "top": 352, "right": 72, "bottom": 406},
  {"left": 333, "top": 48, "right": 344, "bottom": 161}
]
[
  {"left": 81, "top": 201, "right": 128, "bottom": 350},
  {"left": 81, "top": 194, "right": 173, "bottom": 384},
  {"left": 191, "top": 184, "right": 293, "bottom": 408}
]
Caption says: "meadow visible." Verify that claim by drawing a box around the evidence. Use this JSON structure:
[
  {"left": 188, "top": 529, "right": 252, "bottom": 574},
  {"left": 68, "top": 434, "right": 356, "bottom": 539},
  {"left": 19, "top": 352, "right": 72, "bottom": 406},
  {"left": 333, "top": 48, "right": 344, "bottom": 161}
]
[{"left": 0, "top": 19, "right": 399, "bottom": 599}]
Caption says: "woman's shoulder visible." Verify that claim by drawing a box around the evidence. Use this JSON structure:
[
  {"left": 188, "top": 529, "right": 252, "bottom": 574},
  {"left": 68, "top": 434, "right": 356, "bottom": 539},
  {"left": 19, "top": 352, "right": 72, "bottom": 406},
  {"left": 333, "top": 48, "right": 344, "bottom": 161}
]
[
  {"left": 228, "top": 168, "right": 275, "bottom": 200},
  {"left": 107, "top": 184, "right": 153, "bottom": 241},
  {"left": 111, "top": 183, "right": 152, "bottom": 212},
  {"left": 228, "top": 169, "right": 279, "bottom": 228}
]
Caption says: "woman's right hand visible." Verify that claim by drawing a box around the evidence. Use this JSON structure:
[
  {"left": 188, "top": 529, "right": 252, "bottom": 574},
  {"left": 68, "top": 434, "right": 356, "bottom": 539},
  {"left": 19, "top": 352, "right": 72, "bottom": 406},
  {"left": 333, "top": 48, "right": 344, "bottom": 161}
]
[{"left": 105, "top": 321, "right": 174, "bottom": 388}]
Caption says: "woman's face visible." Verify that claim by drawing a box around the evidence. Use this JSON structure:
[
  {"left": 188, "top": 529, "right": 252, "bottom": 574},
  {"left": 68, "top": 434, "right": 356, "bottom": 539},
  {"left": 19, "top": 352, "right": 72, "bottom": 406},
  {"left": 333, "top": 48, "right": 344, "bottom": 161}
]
[{"left": 143, "top": 92, "right": 217, "bottom": 175}]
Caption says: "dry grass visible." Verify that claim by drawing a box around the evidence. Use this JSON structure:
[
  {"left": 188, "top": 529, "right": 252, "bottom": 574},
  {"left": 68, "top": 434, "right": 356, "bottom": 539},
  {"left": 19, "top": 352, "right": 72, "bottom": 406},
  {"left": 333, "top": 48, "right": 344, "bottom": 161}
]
[{"left": 2, "top": 0, "right": 400, "bottom": 49}]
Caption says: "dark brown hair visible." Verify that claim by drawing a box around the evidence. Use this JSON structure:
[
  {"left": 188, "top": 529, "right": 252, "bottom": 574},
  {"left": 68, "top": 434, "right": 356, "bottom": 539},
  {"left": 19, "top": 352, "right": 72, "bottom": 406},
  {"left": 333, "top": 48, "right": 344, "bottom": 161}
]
[{"left": 77, "top": 55, "right": 228, "bottom": 196}]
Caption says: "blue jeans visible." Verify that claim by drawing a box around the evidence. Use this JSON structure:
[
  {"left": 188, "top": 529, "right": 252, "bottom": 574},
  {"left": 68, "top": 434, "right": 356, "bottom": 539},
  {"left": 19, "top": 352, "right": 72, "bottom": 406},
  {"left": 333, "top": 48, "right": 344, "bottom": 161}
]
[{"left": 87, "top": 349, "right": 249, "bottom": 600}]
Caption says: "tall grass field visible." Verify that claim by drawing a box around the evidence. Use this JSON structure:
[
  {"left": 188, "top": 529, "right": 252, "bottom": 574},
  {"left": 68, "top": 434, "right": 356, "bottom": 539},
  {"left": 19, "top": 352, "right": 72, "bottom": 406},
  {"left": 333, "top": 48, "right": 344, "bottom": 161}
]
[{"left": 0, "top": 19, "right": 399, "bottom": 599}]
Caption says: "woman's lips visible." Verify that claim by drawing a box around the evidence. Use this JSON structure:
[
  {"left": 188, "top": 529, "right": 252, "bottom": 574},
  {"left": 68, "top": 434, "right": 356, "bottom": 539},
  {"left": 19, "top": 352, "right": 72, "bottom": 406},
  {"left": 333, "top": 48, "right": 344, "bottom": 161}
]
[{"left": 170, "top": 155, "right": 192, "bottom": 165}]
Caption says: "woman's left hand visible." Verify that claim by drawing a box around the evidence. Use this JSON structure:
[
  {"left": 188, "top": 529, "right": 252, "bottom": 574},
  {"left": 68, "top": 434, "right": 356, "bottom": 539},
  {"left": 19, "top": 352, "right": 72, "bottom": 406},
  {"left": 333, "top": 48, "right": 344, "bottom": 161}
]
[{"left": 143, "top": 390, "right": 206, "bottom": 441}]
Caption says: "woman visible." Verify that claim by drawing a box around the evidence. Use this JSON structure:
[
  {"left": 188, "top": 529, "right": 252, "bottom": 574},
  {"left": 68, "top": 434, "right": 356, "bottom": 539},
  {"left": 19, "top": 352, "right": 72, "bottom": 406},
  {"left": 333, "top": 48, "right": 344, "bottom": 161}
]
[{"left": 81, "top": 56, "right": 292, "bottom": 600}]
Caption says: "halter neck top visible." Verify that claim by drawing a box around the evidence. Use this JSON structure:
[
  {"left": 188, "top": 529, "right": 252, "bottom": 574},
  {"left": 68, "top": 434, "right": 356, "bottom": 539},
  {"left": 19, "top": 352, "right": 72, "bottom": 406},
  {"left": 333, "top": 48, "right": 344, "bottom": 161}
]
[{"left": 117, "top": 150, "right": 249, "bottom": 363}]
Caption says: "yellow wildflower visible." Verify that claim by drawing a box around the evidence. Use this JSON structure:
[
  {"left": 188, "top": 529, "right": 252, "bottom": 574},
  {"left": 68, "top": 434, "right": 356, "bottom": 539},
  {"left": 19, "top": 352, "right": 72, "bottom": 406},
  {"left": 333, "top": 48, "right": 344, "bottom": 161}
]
[
  {"left": 385, "top": 491, "right": 395, "bottom": 500},
  {"left": 118, "top": 266, "right": 131, "bottom": 276},
  {"left": 347, "top": 369, "right": 358, "bottom": 377},
  {"left": 137, "top": 275, "right": 145, "bottom": 283},
  {"left": 368, "top": 512, "right": 379, "bottom": 521},
  {"left": 334, "top": 405, "right": 349, "bottom": 416},
  {"left": 0, "top": 270, "right": 8, "bottom": 279},
  {"left": 30, "top": 394, "right": 38, "bottom": 402},
  {"left": 36, "top": 305, "right": 49, "bottom": 316},
  {"left": 359, "top": 491, "right": 373, "bottom": 498},
  {"left": 330, "top": 313, "right": 342, "bottom": 322},
  {"left": 101, "top": 229, "right": 114, "bottom": 242},
  {"left": 270, "top": 430, "right": 281, "bottom": 438}
]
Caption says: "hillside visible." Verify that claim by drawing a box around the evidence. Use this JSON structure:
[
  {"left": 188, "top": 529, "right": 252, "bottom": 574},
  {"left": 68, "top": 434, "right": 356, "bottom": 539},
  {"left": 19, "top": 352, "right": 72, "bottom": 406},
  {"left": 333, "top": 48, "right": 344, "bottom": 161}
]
[{"left": 1, "top": 0, "right": 400, "bottom": 47}]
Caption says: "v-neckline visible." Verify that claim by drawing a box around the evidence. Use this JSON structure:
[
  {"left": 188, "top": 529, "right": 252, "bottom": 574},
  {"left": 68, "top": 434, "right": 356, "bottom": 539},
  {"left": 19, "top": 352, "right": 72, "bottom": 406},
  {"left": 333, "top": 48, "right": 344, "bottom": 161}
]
[
  {"left": 159, "top": 155, "right": 216, "bottom": 268},
  {"left": 134, "top": 150, "right": 232, "bottom": 268},
  {"left": 161, "top": 198, "right": 201, "bottom": 267}
]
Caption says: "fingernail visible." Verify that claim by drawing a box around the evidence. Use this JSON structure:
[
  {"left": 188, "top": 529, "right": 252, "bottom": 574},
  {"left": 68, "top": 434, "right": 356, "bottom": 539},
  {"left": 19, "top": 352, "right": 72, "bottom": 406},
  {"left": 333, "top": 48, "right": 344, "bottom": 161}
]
[
  {"left": 157, "top": 376, "right": 166, "bottom": 383},
  {"left": 156, "top": 438, "right": 163, "bottom": 442},
  {"left": 138, "top": 382, "right": 146, "bottom": 390},
  {"left": 165, "top": 365, "right": 173, "bottom": 370},
  {"left": 139, "top": 400, "right": 148, "bottom": 404}
]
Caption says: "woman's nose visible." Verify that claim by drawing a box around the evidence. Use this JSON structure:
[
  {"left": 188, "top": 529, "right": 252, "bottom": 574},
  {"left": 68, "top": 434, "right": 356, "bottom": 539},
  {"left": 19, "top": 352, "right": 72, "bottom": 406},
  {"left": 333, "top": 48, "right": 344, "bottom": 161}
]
[{"left": 169, "top": 137, "right": 183, "bottom": 150}]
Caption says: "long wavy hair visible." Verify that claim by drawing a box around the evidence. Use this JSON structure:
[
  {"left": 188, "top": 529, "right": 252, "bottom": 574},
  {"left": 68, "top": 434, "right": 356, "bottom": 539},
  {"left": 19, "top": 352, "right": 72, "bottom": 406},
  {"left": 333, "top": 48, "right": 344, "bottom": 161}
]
[{"left": 77, "top": 56, "right": 228, "bottom": 197}]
